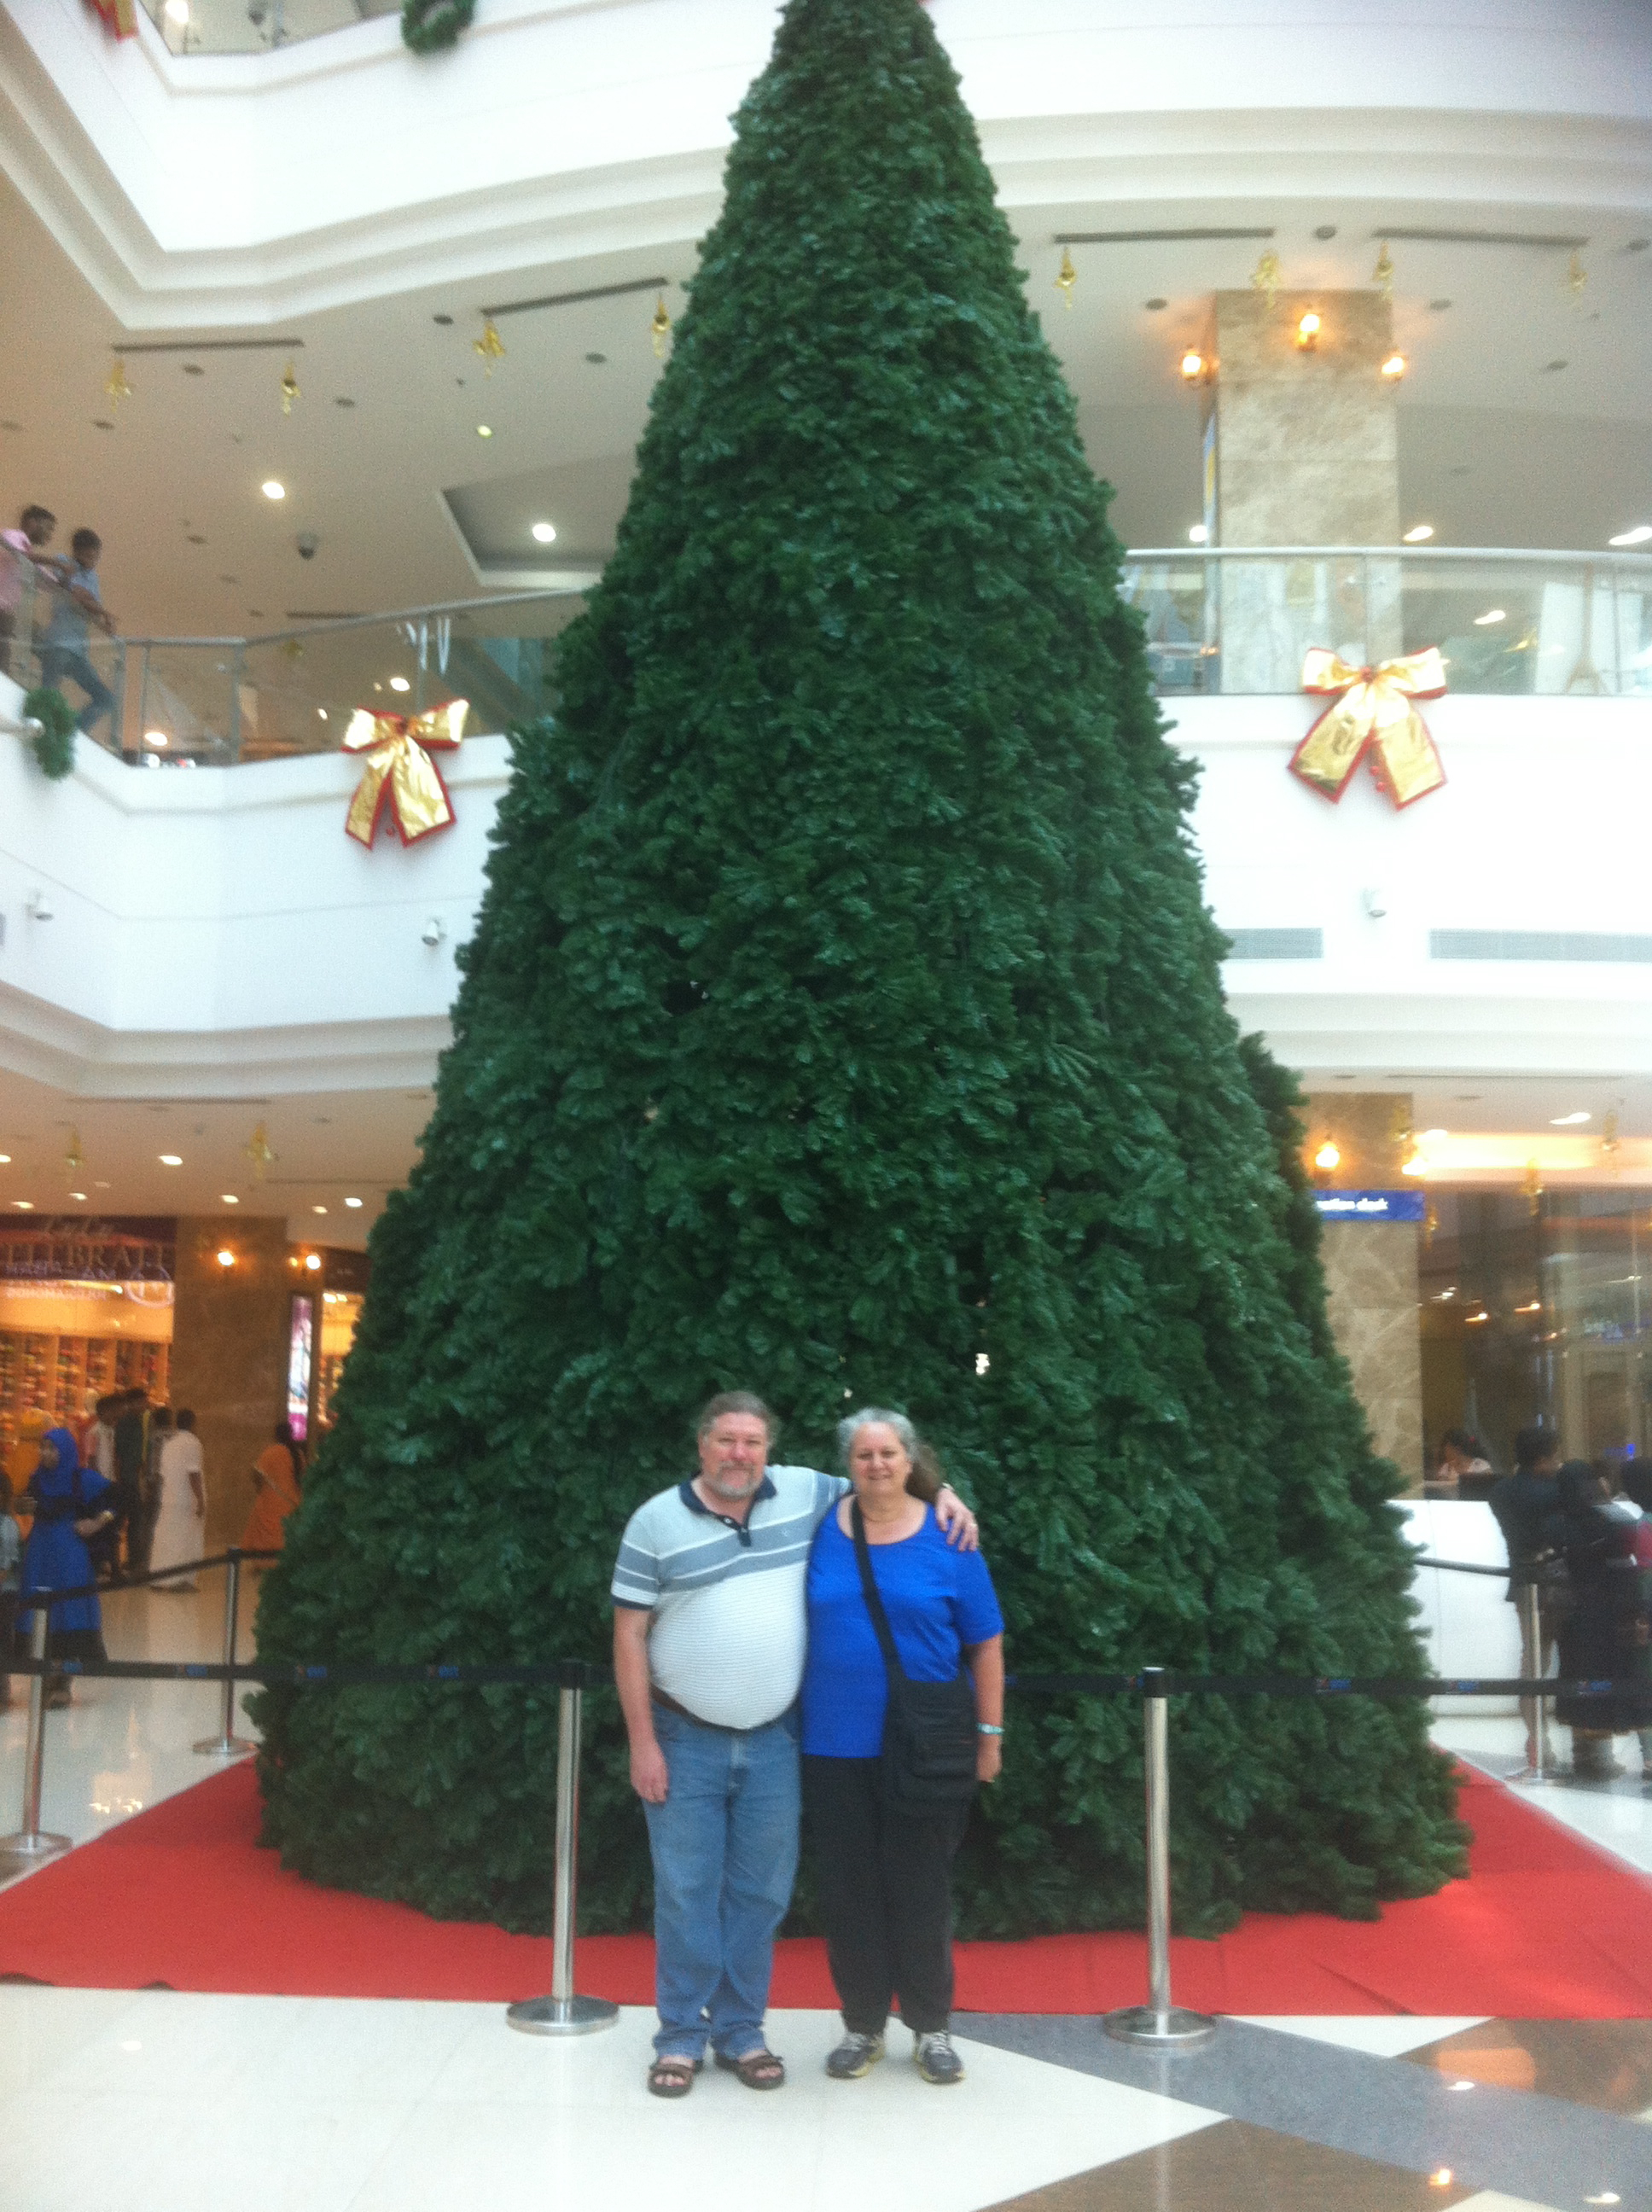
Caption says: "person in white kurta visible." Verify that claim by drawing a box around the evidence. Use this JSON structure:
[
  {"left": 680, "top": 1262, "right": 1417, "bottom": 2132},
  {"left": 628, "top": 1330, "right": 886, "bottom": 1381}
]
[{"left": 150, "top": 1412, "right": 206, "bottom": 1588}]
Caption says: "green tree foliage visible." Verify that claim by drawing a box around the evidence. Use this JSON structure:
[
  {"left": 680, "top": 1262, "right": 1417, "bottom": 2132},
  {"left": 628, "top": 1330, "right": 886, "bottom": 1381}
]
[{"left": 253, "top": 0, "right": 1463, "bottom": 1935}]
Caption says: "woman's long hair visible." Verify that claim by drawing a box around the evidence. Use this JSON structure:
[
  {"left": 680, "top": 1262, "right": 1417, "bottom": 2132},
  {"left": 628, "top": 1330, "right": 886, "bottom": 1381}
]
[{"left": 837, "top": 1406, "right": 942, "bottom": 1502}]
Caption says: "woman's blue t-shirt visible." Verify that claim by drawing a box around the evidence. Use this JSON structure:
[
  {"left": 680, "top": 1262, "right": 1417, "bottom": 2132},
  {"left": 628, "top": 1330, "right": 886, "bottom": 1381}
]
[{"left": 800, "top": 1505, "right": 1003, "bottom": 1759}]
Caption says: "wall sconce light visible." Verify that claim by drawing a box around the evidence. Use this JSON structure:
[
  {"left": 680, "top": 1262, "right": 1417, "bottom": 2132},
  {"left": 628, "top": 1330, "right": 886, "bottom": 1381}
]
[
  {"left": 1178, "top": 348, "right": 1207, "bottom": 384},
  {"left": 304, "top": 1252, "right": 322, "bottom": 1272},
  {"left": 1380, "top": 352, "right": 1407, "bottom": 381},
  {"left": 1295, "top": 310, "right": 1322, "bottom": 351},
  {"left": 216, "top": 1249, "right": 236, "bottom": 1269},
  {"left": 1312, "top": 1140, "right": 1341, "bottom": 1174}
]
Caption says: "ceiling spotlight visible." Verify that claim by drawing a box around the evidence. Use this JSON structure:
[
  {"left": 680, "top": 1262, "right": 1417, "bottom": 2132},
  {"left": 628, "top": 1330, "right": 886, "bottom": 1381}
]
[
  {"left": 69, "top": 1191, "right": 87, "bottom": 1202},
  {"left": 1188, "top": 524, "right": 1209, "bottom": 545},
  {"left": 317, "top": 708, "right": 329, "bottom": 721},
  {"left": 1379, "top": 352, "right": 1407, "bottom": 381},
  {"left": 345, "top": 1196, "right": 364, "bottom": 1208},
  {"left": 304, "top": 1253, "right": 322, "bottom": 1271},
  {"left": 387, "top": 676, "right": 411, "bottom": 693},
  {"left": 11, "top": 1202, "right": 32, "bottom": 1212},
  {"left": 312, "top": 1203, "right": 328, "bottom": 1214},
  {"left": 143, "top": 729, "right": 170, "bottom": 748},
  {"left": 531, "top": 521, "right": 557, "bottom": 544},
  {"left": 1473, "top": 608, "right": 1506, "bottom": 626},
  {"left": 1294, "top": 310, "right": 1322, "bottom": 350},
  {"left": 164, "top": 0, "right": 189, "bottom": 20},
  {"left": 159, "top": 1154, "right": 183, "bottom": 1166},
  {"left": 1550, "top": 1111, "right": 1591, "bottom": 1126},
  {"left": 0, "top": 1155, "right": 13, "bottom": 1165},
  {"left": 216, "top": 1249, "right": 236, "bottom": 1268},
  {"left": 261, "top": 480, "right": 286, "bottom": 501},
  {"left": 475, "top": 424, "right": 493, "bottom": 439},
  {"left": 222, "top": 1193, "right": 240, "bottom": 1202},
  {"left": 1178, "top": 348, "right": 1207, "bottom": 383},
  {"left": 1402, "top": 524, "right": 1434, "bottom": 543},
  {"left": 1608, "top": 524, "right": 1652, "bottom": 547}
]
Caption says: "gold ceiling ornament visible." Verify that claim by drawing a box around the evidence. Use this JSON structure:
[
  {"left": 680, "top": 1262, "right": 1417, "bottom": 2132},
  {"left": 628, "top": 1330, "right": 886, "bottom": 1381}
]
[
  {"left": 1371, "top": 240, "right": 1394, "bottom": 296},
  {"left": 1600, "top": 1109, "right": 1620, "bottom": 1163},
  {"left": 106, "top": 358, "right": 132, "bottom": 405},
  {"left": 65, "top": 1127, "right": 85, "bottom": 1184},
  {"left": 280, "top": 359, "right": 301, "bottom": 415},
  {"left": 649, "top": 294, "right": 672, "bottom": 359},
  {"left": 1249, "top": 250, "right": 1282, "bottom": 308},
  {"left": 244, "top": 1121, "right": 277, "bottom": 1182},
  {"left": 1522, "top": 1159, "right": 1544, "bottom": 1217},
  {"left": 342, "top": 699, "right": 468, "bottom": 847},
  {"left": 1566, "top": 249, "right": 1588, "bottom": 303},
  {"left": 473, "top": 317, "right": 506, "bottom": 374},
  {"left": 1291, "top": 647, "right": 1449, "bottom": 808},
  {"left": 1054, "top": 247, "right": 1077, "bottom": 309}
]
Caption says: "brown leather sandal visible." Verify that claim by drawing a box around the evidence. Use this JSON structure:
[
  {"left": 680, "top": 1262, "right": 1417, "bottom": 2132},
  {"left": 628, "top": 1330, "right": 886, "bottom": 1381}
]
[
  {"left": 714, "top": 2048, "right": 786, "bottom": 2090},
  {"left": 647, "top": 2056, "right": 701, "bottom": 2098}
]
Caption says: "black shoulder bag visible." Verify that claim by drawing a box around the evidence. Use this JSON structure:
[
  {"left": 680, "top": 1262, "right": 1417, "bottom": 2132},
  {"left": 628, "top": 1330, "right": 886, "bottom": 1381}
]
[{"left": 850, "top": 1501, "right": 979, "bottom": 1812}]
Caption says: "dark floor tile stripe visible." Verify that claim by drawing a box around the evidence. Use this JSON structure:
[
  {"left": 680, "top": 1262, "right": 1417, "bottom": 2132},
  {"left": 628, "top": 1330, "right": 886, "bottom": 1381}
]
[{"left": 955, "top": 2013, "right": 1652, "bottom": 2210}]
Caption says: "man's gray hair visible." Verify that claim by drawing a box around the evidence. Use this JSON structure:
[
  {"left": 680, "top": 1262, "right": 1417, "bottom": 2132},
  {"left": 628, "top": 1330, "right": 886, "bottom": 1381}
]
[
  {"left": 836, "top": 1406, "right": 919, "bottom": 1465},
  {"left": 696, "top": 1390, "right": 777, "bottom": 1441}
]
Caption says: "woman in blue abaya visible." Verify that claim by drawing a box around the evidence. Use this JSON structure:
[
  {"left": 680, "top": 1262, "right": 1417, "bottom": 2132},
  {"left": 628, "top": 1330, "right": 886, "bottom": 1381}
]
[{"left": 19, "top": 1426, "right": 115, "bottom": 1707}]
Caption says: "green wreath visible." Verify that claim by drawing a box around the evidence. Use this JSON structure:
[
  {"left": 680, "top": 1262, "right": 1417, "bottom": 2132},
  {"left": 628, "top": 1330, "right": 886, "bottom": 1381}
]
[
  {"left": 20, "top": 687, "right": 76, "bottom": 781},
  {"left": 400, "top": 0, "right": 474, "bottom": 54}
]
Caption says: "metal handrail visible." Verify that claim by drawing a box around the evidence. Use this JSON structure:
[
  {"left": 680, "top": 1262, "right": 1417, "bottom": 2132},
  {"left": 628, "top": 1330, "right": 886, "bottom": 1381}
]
[
  {"left": 1125, "top": 544, "right": 1652, "bottom": 565},
  {"left": 115, "top": 585, "right": 588, "bottom": 654}
]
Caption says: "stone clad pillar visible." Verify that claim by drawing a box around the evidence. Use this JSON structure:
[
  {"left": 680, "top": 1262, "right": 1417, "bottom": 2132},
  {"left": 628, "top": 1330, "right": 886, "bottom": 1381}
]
[
  {"left": 1208, "top": 288, "right": 1403, "bottom": 690},
  {"left": 169, "top": 1216, "right": 292, "bottom": 1548},
  {"left": 1304, "top": 1093, "right": 1424, "bottom": 1491}
]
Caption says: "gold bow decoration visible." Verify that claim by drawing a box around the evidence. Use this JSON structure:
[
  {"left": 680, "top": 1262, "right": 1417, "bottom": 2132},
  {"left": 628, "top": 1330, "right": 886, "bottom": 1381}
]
[
  {"left": 1290, "top": 648, "right": 1447, "bottom": 809},
  {"left": 343, "top": 701, "right": 468, "bottom": 847}
]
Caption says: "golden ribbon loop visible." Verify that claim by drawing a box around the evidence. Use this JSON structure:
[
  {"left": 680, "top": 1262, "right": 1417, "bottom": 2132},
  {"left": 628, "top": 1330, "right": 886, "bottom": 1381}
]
[
  {"left": 1290, "top": 648, "right": 1447, "bottom": 809},
  {"left": 342, "top": 701, "right": 468, "bottom": 847}
]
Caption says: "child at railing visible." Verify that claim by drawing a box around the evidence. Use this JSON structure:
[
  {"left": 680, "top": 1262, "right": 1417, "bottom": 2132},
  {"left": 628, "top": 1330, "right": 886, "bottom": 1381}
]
[{"left": 0, "top": 504, "right": 57, "bottom": 681}]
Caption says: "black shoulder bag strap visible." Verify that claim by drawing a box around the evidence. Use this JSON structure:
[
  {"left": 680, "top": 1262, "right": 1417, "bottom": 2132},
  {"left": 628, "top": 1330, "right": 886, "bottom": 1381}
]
[
  {"left": 850, "top": 1499, "right": 907, "bottom": 1690},
  {"left": 849, "top": 1499, "right": 978, "bottom": 1807}
]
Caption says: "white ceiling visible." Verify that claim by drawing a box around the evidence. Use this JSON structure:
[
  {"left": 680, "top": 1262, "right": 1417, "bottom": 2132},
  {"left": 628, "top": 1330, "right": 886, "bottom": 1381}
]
[{"left": 3, "top": 170, "right": 1649, "bottom": 638}]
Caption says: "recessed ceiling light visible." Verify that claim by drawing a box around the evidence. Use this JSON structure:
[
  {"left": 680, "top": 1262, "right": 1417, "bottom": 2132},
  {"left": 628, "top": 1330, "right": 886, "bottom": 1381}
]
[
  {"left": 531, "top": 521, "right": 557, "bottom": 544},
  {"left": 143, "top": 730, "right": 170, "bottom": 748},
  {"left": 312, "top": 1204, "right": 328, "bottom": 1214},
  {"left": 1188, "top": 524, "right": 1209, "bottom": 544},
  {"left": 388, "top": 676, "right": 411, "bottom": 693},
  {"left": 334, "top": 397, "right": 356, "bottom": 409},
  {"left": 94, "top": 419, "right": 114, "bottom": 431},
  {"left": 1608, "top": 525, "right": 1652, "bottom": 547},
  {"left": 159, "top": 1154, "right": 183, "bottom": 1166},
  {"left": 433, "top": 313, "right": 454, "bottom": 326},
  {"left": 1550, "top": 1110, "right": 1591, "bottom": 1126},
  {"left": 261, "top": 480, "right": 286, "bottom": 501},
  {"left": 1143, "top": 297, "right": 1167, "bottom": 311},
  {"left": 12, "top": 1201, "right": 32, "bottom": 1211},
  {"left": 1402, "top": 524, "right": 1434, "bottom": 543},
  {"left": 222, "top": 1193, "right": 240, "bottom": 1203},
  {"left": 475, "top": 424, "right": 493, "bottom": 438},
  {"left": 69, "top": 1191, "right": 86, "bottom": 1202},
  {"left": 1473, "top": 608, "right": 1506, "bottom": 626},
  {"left": 345, "top": 1196, "right": 363, "bottom": 1208},
  {"left": 181, "top": 362, "right": 203, "bottom": 376},
  {"left": 1313, "top": 224, "right": 1337, "bottom": 240},
  {"left": 0, "top": 1154, "right": 11, "bottom": 1164},
  {"left": 1428, "top": 298, "right": 1451, "bottom": 311},
  {"left": 317, "top": 707, "right": 328, "bottom": 720},
  {"left": 585, "top": 352, "right": 608, "bottom": 365},
  {"left": 1540, "top": 358, "right": 1568, "bottom": 374}
]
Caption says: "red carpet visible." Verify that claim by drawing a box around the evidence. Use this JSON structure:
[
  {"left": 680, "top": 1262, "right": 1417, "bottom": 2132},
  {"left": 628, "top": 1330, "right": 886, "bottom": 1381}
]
[{"left": 1, "top": 1764, "right": 1648, "bottom": 2017}]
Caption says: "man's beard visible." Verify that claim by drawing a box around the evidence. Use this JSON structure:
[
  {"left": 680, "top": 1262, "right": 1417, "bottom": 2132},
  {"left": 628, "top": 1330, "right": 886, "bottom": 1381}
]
[{"left": 705, "top": 1469, "right": 762, "bottom": 1502}]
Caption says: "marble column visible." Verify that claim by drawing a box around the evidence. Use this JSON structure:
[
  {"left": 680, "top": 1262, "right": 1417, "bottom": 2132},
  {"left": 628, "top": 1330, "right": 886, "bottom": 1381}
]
[
  {"left": 1303, "top": 1091, "right": 1424, "bottom": 1490},
  {"left": 1207, "top": 288, "right": 1403, "bottom": 690},
  {"left": 169, "top": 1215, "right": 293, "bottom": 1549}
]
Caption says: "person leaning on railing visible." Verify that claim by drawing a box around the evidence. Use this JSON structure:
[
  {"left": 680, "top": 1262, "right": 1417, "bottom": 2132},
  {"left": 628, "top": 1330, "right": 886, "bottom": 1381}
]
[
  {"left": 0, "top": 504, "right": 57, "bottom": 680},
  {"left": 36, "top": 527, "right": 118, "bottom": 741}
]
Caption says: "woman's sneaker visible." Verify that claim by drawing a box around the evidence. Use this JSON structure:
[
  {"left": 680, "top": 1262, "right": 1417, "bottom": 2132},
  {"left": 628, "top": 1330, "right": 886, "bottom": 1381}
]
[
  {"left": 825, "top": 2030, "right": 885, "bottom": 2080},
  {"left": 913, "top": 2031, "right": 964, "bottom": 2085}
]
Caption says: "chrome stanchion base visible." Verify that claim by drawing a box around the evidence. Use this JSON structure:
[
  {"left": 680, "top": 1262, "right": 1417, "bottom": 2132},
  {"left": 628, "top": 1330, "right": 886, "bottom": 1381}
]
[
  {"left": 0, "top": 1829, "right": 72, "bottom": 1858},
  {"left": 506, "top": 1994, "right": 620, "bottom": 2037},
  {"left": 192, "top": 1735, "right": 256, "bottom": 1757},
  {"left": 1103, "top": 2005, "right": 1217, "bottom": 2048}
]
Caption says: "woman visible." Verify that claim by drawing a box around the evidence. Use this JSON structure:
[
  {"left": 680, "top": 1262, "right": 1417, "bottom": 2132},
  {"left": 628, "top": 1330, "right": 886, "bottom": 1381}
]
[
  {"left": 1550, "top": 1459, "right": 1650, "bottom": 1778},
  {"left": 800, "top": 1409, "right": 1003, "bottom": 2088},
  {"left": 149, "top": 1410, "right": 206, "bottom": 1590},
  {"left": 18, "top": 1426, "right": 115, "bottom": 1707},
  {"left": 241, "top": 1420, "right": 303, "bottom": 1557}
]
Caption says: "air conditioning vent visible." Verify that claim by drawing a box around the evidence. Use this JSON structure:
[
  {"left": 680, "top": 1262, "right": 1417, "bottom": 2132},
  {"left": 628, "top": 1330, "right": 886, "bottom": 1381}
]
[
  {"left": 1223, "top": 928, "right": 1323, "bottom": 961},
  {"left": 1430, "top": 929, "right": 1652, "bottom": 963}
]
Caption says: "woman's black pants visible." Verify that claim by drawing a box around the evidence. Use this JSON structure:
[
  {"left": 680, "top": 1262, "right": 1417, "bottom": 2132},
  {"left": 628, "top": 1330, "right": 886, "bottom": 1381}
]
[{"left": 802, "top": 1754, "right": 969, "bottom": 2037}]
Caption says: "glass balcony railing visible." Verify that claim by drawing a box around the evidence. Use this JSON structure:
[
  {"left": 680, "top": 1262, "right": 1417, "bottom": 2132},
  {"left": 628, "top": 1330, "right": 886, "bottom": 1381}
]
[
  {"left": 4, "top": 545, "right": 1648, "bottom": 771},
  {"left": 1120, "top": 545, "right": 1652, "bottom": 699},
  {"left": 139, "top": 0, "right": 397, "bottom": 56}
]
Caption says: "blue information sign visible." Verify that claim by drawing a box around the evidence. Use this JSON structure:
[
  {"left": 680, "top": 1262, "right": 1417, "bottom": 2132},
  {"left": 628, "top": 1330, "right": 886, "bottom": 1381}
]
[{"left": 1312, "top": 1189, "right": 1428, "bottom": 1223}]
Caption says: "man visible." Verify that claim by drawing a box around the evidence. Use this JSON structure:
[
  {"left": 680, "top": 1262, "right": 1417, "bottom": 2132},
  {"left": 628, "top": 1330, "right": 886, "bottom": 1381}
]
[
  {"left": 612, "top": 1391, "right": 977, "bottom": 2098},
  {"left": 0, "top": 504, "right": 55, "bottom": 679},
  {"left": 110, "top": 1388, "right": 149, "bottom": 1577},
  {"left": 1490, "top": 1423, "right": 1562, "bottom": 1773},
  {"left": 38, "top": 527, "right": 117, "bottom": 740}
]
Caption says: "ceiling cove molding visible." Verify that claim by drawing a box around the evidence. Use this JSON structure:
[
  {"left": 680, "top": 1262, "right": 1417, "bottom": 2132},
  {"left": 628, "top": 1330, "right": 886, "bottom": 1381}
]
[{"left": 3, "top": 0, "right": 1649, "bottom": 326}]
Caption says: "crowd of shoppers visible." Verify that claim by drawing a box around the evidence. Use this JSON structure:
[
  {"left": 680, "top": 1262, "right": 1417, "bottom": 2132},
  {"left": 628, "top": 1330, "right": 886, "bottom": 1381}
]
[{"left": 0, "top": 504, "right": 119, "bottom": 735}]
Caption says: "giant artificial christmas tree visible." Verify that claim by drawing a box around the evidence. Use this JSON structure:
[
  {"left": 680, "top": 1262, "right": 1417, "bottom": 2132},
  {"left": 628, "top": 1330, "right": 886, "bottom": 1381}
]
[{"left": 253, "top": 0, "right": 1463, "bottom": 1935}]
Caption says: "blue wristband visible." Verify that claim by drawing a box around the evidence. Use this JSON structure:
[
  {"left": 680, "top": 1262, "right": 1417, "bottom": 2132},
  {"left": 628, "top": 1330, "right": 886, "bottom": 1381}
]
[{"left": 976, "top": 1724, "right": 1004, "bottom": 1737}]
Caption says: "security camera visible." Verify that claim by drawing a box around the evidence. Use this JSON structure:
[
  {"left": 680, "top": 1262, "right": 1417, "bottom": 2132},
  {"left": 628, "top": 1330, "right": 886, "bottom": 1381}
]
[
  {"left": 26, "top": 889, "right": 53, "bottom": 922},
  {"left": 421, "top": 917, "right": 446, "bottom": 948},
  {"left": 1362, "top": 886, "right": 1388, "bottom": 920},
  {"left": 295, "top": 532, "right": 318, "bottom": 561}
]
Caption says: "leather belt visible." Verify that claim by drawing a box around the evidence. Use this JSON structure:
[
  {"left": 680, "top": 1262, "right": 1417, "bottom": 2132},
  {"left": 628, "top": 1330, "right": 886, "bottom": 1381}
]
[{"left": 651, "top": 1688, "right": 768, "bottom": 1736}]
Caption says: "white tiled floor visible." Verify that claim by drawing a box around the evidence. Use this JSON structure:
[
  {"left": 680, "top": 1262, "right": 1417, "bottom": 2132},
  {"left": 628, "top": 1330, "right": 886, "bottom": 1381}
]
[
  {"left": 0, "top": 1990, "right": 1224, "bottom": 2212},
  {"left": 1431, "top": 1709, "right": 1652, "bottom": 1876}
]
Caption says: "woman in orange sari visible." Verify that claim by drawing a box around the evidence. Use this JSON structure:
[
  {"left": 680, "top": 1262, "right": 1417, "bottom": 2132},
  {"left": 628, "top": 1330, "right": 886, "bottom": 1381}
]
[{"left": 241, "top": 1420, "right": 303, "bottom": 1556}]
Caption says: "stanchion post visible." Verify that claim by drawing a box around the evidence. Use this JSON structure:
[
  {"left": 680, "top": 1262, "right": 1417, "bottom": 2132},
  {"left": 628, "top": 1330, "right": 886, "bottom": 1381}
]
[
  {"left": 1514, "top": 1581, "right": 1552, "bottom": 1784},
  {"left": 1104, "top": 1668, "right": 1215, "bottom": 2048},
  {"left": 193, "top": 1549, "right": 255, "bottom": 1757},
  {"left": 508, "top": 1673, "right": 620, "bottom": 2036},
  {"left": 0, "top": 1598, "right": 71, "bottom": 1858}
]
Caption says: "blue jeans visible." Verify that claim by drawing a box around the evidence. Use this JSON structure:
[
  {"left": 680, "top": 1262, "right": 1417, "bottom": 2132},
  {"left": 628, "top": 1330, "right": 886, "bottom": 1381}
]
[
  {"left": 643, "top": 1702, "right": 800, "bottom": 2062},
  {"left": 38, "top": 647, "right": 114, "bottom": 736}
]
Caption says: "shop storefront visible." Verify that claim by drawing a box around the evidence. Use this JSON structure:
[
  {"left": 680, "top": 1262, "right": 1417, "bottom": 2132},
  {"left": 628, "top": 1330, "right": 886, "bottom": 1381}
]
[{"left": 0, "top": 1224, "right": 174, "bottom": 1452}]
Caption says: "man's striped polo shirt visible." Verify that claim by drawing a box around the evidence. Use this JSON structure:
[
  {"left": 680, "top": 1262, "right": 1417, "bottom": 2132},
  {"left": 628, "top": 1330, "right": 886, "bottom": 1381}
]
[{"left": 611, "top": 1464, "right": 848, "bottom": 1731}]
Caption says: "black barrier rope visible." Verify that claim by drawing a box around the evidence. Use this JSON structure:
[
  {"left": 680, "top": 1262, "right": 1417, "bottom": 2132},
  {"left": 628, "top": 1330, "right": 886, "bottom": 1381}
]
[
  {"left": 15, "top": 1549, "right": 280, "bottom": 1611},
  {"left": 1410, "top": 1553, "right": 1510, "bottom": 1579}
]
